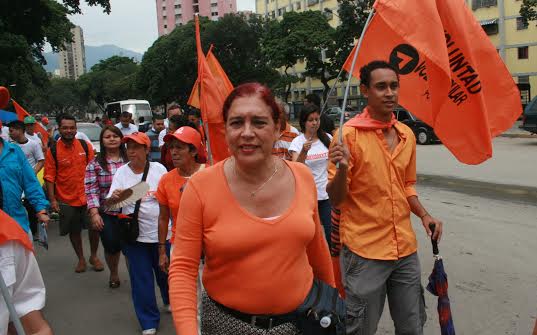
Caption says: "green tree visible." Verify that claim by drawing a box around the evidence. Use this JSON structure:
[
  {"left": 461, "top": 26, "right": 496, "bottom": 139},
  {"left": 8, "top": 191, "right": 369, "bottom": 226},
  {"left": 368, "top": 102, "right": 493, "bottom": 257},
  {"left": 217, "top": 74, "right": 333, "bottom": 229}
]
[
  {"left": 78, "top": 56, "right": 140, "bottom": 111},
  {"left": 520, "top": 0, "right": 537, "bottom": 25},
  {"left": 137, "top": 20, "right": 199, "bottom": 107},
  {"left": 138, "top": 14, "right": 281, "bottom": 107},
  {"left": 0, "top": 0, "right": 111, "bottom": 100}
]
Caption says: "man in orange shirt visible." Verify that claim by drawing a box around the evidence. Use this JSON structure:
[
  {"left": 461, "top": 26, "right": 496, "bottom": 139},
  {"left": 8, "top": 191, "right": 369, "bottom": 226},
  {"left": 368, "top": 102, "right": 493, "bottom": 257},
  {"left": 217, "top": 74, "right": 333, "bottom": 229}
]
[
  {"left": 44, "top": 114, "right": 103, "bottom": 273},
  {"left": 327, "top": 61, "right": 443, "bottom": 335}
]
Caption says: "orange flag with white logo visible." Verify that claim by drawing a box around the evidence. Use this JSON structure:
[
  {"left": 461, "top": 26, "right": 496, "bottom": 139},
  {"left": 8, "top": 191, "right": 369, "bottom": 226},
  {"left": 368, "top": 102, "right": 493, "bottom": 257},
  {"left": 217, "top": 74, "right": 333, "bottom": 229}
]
[
  {"left": 343, "top": 0, "right": 521, "bottom": 164},
  {"left": 12, "top": 99, "right": 49, "bottom": 144},
  {"left": 195, "top": 16, "right": 233, "bottom": 163}
]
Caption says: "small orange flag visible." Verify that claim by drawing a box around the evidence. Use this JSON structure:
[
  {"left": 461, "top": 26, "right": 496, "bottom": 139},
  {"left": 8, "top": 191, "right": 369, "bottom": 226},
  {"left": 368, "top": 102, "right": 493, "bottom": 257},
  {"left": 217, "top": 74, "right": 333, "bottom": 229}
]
[
  {"left": 0, "top": 209, "right": 33, "bottom": 252},
  {"left": 12, "top": 99, "right": 49, "bottom": 144},
  {"left": 195, "top": 16, "right": 233, "bottom": 163},
  {"left": 344, "top": 0, "right": 521, "bottom": 165}
]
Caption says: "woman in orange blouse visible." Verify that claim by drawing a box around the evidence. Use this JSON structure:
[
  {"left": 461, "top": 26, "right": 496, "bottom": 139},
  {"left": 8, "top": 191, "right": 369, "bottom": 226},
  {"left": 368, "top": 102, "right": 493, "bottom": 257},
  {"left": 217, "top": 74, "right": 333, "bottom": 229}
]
[
  {"left": 155, "top": 126, "right": 205, "bottom": 273},
  {"left": 168, "top": 83, "right": 335, "bottom": 335}
]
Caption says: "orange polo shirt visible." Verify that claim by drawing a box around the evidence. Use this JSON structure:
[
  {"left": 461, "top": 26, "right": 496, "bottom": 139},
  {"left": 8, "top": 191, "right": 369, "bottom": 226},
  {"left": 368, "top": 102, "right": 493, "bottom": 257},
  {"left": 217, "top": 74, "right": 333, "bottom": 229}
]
[
  {"left": 155, "top": 165, "right": 206, "bottom": 243},
  {"left": 169, "top": 160, "right": 335, "bottom": 335},
  {"left": 44, "top": 139, "right": 94, "bottom": 207},
  {"left": 328, "top": 122, "right": 418, "bottom": 261}
]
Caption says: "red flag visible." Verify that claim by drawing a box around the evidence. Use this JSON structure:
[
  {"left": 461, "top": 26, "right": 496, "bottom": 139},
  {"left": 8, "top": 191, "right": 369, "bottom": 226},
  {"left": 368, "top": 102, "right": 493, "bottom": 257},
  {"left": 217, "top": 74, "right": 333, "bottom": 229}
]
[
  {"left": 195, "top": 16, "right": 233, "bottom": 163},
  {"left": 0, "top": 209, "right": 33, "bottom": 252},
  {"left": 343, "top": 0, "right": 521, "bottom": 165},
  {"left": 12, "top": 100, "right": 49, "bottom": 144}
]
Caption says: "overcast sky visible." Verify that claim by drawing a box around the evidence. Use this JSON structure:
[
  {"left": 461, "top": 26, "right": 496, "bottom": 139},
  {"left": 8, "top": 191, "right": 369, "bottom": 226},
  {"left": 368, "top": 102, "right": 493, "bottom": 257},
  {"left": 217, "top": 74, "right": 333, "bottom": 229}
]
[{"left": 68, "top": 0, "right": 255, "bottom": 54}]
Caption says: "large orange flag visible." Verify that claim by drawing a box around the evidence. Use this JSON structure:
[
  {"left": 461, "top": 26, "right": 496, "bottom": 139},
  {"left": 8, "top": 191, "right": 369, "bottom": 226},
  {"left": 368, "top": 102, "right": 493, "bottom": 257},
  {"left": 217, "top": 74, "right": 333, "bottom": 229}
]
[
  {"left": 187, "top": 48, "right": 234, "bottom": 111},
  {"left": 195, "top": 16, "right": 233, "bottom": 163},
  {"left": 343, "top": 0, "right": 521, "bottom": 165},
  {"left": 0, "top": 209, "right": 33, "bottom": 252},
  {"left": 12, "top": 99, "right": 49, "bottom": 144}
]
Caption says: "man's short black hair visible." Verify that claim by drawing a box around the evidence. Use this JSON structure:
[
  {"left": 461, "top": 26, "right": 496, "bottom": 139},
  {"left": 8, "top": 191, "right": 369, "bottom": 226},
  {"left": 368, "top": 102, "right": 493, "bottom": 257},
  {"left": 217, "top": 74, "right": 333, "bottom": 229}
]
[
  {"left": 8, "top": 120, "right": 25, "bottom": 131},
  {"left": 152, "top": 114, "right": 165, "bottom": 122},
  {"left": 120, "top": 111, "right": 132, "bottom": 118},
  {"left": 305, "top": 94, "right": 321, "bottom": 108},
  {"left": 168, "top": 114, "right": 190, "bottom": 130},
  {"left": 359, "top": 60, "right": 399, "bottom": 87},
  {"left": 57, "top": 113, "right": 76, "bottom": 126},
  {"left": 189, "top": 109, "right": 201, "bottom": 118}
]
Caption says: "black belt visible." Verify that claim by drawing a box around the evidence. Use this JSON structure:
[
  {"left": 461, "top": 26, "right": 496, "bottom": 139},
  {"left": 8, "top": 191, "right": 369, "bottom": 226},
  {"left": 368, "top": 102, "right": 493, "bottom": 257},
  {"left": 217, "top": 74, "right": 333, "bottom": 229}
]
[{"left": 211, "top": 298, "right": 296, "bottom": 330}]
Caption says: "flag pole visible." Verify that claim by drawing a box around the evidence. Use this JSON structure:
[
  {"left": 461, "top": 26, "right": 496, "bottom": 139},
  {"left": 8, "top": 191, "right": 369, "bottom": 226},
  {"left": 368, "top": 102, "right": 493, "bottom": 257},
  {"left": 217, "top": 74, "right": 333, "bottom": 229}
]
[
  {"left": 199, "top": 82, "right": 214, "bottom": 166},
  {"left": 320, "top": 66, "right": 345, "bottom": 115},
  {"left": 336, "top": 8, "right": 375, "bottom": 168},
  {"left": 0, "top": 273, "right": 26, "bottom": 335},
  {"left": 338, "top": 9, "right": 375, "bottom": 142}
]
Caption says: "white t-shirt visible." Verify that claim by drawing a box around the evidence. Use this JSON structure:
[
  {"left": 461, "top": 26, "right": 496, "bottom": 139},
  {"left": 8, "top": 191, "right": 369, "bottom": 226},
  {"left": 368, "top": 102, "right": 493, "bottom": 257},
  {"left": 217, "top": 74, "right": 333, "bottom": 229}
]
[
  {"left": 289, "top": 134, "right": 332, "bottom": 201},
  {"left": 107, "top": 162, "right": 170, "bottom": 243},
  {"left": 0, "top": 126, "right": 9, "bottom": 141},
  {"left": 13, "top": 139, "right": 44, "bottom": 169},
  {"left": 158, "top": 128, "right": 167, "bottom": 147},
  {"left": 114, "top": 122, "right": 138, "bottom": 136},
  {"left": 25, "top": 132, "right": 42, "bottom": 145},
  {"left": 0, "top": 241, "right": 46, "bottom": 335}
]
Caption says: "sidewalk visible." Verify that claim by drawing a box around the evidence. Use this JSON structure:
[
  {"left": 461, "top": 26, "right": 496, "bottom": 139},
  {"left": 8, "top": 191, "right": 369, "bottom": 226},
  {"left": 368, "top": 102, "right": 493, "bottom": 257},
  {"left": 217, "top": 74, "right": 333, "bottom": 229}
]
[
  {"left": 416, "top": 136, "right": 537, "bottom": 203},
  {"left": 499, "top": 120, "right": 535, "bottom": 138}
]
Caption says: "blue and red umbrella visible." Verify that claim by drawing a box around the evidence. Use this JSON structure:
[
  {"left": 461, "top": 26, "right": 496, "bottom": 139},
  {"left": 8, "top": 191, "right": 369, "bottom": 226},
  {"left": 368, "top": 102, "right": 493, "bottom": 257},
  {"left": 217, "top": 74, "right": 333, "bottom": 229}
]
[{"left": 426, "top": 224, "right": 456, "bottom": 335}]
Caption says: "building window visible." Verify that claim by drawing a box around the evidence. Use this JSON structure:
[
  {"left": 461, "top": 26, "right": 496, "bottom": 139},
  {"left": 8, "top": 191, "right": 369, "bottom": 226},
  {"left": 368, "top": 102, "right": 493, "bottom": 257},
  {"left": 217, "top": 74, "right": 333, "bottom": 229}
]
[
  {"left": 164, "top": 24, "right": 168, "bottom": 29},
  {"left": 211, "top": 3, "right": 217, "bottom": 7},
  {"left": 518, "top": 46, "right": 529, "bottom": 59},
  {"left": 211, "top": 11, "right": 218, "bottom": 16},
  {"left": 516, "top": 17, "right": 529, "bottom": 30},
  {"left": 472, "top": 0, "right": 497, "bottom": 10},
  {"left": 175, "top": 4, "right": 181, "bottom": 8},
  {"left": 482, "top": 22, "right": 498, "bottom": 35},
  {"left": 295, "top": 1, "right": 301, "bottom": 9},
  {"left": 307, "top": 0, "right": 319, "bottom": 6},
  {"left": 193, "top": 5, "right": 199, "bottom": 12},
  {"left": 175, "top": 14, "right": 182, "bottom": 20},
  {"left": 518, "top": 75, "right": 529, "bottom": 84}
]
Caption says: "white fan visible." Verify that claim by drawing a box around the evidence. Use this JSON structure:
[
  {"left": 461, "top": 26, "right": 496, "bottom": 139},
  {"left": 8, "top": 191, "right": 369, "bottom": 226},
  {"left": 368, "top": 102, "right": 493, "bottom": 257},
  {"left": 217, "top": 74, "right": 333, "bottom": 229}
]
[{"left": 106, "top": 182, "right": 150, "bottom": 211}]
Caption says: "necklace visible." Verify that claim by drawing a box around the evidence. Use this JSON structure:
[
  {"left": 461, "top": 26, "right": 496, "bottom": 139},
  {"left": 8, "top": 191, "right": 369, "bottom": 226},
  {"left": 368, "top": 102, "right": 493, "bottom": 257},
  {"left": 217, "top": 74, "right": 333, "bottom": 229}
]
[{"left": 233, "top": 158, "right": 280, "bottom": 197}]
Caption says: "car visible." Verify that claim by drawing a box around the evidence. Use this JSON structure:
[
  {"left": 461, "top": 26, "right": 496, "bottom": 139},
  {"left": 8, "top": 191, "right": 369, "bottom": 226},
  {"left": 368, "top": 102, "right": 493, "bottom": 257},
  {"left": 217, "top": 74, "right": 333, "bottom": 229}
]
[
  {"left": 324, "top": 106, "right": 361, "bottom": 123},
  {"left": 77, "top": 122, "right": 102, "bottom": 153},
  {"left": 520, "top": 96, "right": 537, "bottom": 135},
  {"left": 394, "top": 108, "right": 439, "bottom": 145}
]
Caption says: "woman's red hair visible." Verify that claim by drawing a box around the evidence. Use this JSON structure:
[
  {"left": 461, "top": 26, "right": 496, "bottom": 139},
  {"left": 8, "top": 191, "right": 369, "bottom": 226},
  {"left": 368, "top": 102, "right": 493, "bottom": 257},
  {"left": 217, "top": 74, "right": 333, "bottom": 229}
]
[{"left": 222, "top": 82, "right": 281, "bottom": 124}]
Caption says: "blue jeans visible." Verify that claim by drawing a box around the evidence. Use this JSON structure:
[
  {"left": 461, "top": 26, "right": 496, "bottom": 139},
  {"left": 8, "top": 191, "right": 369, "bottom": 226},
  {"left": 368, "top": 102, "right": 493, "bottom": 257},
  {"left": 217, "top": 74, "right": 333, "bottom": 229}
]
[
  {"left": 100, "top": 213, "right": 122, "bottom": 254},
  {"left": 122, "top": 241, "right": 170, "bottom": 331},
  {"left": 317, "top": 199, "right": 332, "bottom": 248}
]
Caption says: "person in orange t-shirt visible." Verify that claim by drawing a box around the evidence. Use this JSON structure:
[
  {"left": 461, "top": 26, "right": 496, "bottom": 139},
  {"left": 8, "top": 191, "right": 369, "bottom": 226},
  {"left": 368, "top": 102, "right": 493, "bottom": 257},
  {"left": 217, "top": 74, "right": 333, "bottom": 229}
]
[
  {"left": 44, "top": 114, "right": 103, "bottom": 274},
  {"left": 156, "top": 126, "right": 205, "bottom": 273},
  {"left": 168, "top": 83, "right": 334, "bottom": 335},
  {"left": 328, "top": 61, "right": 444, "bottom": 335}
]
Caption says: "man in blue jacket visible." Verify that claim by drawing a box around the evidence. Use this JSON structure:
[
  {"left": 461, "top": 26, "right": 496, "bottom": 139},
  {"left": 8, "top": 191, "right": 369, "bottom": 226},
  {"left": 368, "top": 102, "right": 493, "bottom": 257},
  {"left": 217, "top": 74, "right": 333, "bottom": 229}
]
[{"left": 0, "top": 137, "right": 49, "bottom": 236}]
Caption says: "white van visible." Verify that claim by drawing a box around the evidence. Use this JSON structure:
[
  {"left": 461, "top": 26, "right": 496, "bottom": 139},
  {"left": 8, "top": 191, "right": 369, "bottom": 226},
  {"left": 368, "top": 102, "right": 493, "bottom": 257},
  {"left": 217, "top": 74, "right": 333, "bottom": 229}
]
[{"left": 105, "top": 99, "right": 152, "bottom": 130}]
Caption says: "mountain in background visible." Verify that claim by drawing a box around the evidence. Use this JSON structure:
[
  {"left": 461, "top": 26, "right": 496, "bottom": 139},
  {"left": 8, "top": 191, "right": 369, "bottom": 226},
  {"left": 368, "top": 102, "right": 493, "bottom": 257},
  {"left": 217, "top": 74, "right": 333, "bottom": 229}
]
[{"left": 43, "top": 44, "right": 143, "bottom": 73}]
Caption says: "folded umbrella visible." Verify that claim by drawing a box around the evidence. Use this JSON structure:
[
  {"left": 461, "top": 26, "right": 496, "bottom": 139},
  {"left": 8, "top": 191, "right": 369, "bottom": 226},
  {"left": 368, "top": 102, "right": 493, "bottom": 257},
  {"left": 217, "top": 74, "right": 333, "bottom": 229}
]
[{"left": 426, "top": 224, "right": 456, "bottom": 335}]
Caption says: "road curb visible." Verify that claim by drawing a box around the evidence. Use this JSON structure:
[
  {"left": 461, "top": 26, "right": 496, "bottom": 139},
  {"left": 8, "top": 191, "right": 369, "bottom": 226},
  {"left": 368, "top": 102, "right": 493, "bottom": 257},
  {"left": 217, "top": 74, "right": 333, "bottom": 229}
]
[
  {"left": 417, "top": 174, "right": 537, "bottom": 205},
  {"left": 498, "top": 133, "right": 536, "bottom": 139}
]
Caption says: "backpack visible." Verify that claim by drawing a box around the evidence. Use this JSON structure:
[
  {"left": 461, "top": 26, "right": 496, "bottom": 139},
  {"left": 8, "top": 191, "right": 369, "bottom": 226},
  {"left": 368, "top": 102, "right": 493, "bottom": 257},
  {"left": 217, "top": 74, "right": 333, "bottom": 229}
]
[{"left": 50, "top": 138, "right": 89, "bottom": 168}]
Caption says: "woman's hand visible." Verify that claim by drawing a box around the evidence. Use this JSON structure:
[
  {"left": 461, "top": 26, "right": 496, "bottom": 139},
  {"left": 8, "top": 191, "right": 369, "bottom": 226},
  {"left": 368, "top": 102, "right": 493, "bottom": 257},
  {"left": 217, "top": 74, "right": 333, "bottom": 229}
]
[
  {"left": 159, "top": 248, "right": 169, "bottom": 273},
  {"left": 90, "top": 213, "right": 105, "bottom": 231},
  {"left": 302, "top": 139, "right": 313, "bottom": 153}
]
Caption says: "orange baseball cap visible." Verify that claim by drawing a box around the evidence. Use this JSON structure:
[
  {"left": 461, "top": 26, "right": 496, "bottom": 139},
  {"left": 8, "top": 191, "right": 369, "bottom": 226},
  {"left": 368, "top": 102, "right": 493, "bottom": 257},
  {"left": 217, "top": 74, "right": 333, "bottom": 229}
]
[
  {"left": 0, "top": 86, "right": 10, "bottom": 109},
  {"left": 164, "top": 126, "right": 206, "bottom": 162},
  {"left": 122, "top": 132, "right": 151, "bottom": 148},
  {"left": 41, "top": 116, "right": 49, "bottom": 125},
  {"left": 164, "top": 126, "right": 202, "bottom": 149}
]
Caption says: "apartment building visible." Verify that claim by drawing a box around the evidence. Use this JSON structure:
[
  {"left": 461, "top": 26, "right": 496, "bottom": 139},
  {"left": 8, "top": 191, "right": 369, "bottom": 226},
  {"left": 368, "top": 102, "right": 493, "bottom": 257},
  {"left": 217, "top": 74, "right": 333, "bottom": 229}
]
[
  {"left": 58, "top": 26, "right": 87, "bottom": 80},
  {"left": 156, "top": 0, "right": 237, "bottom": 36},
  {"left": 256, "top": 0, "right": 537, "bottom": 106}
]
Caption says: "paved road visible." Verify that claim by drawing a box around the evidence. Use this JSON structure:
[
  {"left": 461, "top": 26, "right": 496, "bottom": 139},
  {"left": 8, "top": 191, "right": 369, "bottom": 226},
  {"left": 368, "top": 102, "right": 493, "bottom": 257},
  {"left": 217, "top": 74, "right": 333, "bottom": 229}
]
[
  {"left": 35, "top": 184, "right": 537, "bottom": 335},
  {"left": 417, "top": 136, "right": 537, "bottom": 188}
]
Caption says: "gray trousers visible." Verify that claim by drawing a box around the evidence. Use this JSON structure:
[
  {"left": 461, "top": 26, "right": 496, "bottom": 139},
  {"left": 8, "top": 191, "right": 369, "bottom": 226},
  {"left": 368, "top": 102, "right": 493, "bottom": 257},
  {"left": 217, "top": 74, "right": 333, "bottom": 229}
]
[{"left": 341, "top": 247, "right": 426, "bottom": 335}]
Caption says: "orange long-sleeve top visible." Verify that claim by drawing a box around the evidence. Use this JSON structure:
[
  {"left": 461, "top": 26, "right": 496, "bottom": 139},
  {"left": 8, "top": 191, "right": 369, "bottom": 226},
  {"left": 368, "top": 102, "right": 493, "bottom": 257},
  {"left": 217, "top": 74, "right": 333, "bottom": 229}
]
[{"left": 168, "top": 160, "right": 335, "bottom": 335}]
